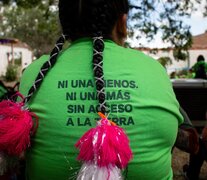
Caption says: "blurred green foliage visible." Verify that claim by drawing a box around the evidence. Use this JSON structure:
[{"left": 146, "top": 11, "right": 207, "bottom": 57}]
[
  {"left": 5, "top": 64, "right": 17, "bottom": 82},
  {"left": 158, "top": 56, "right": 172, "bottom": 68},
  {"left": 0, "top": 0, "right": 60, "bottom": 57}
]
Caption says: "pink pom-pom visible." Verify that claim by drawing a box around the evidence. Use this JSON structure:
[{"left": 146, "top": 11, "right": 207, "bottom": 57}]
[
  {"left": 0, "top": 94, "right": 38, "bottom": 156},
  {"left": 75, "top": 112, "right": 132, "bottom": 169}
]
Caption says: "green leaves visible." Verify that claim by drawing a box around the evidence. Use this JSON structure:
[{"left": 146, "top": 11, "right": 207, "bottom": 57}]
[
  {"left": 158, "top": 56, "right": 172, "bottom": 68},
  {"left": 15, "top": 0, "right": 42, "bottom": 8},
  {"left": 127, "top": 0, "right": 206, "bottom": 60},
  {"left": 0, "top": 2, "right": 60, "bottom": 57}
]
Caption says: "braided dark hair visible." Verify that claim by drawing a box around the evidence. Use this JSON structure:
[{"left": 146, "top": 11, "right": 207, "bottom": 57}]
[
  {"left": 25, "top": 0, "right": 129, "bottom": 115},
  {"left": 24, "top": 34, "right": 67, "bottom": 104},
  {"left": 59, "top": 0, "right": 129, "bottom": 114}
]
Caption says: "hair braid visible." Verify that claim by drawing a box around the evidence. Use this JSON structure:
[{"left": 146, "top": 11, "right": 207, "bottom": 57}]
[
  {"left": 91, "top": 3, "right": 108, "bottom": 114},
  {"left": 24, "top": 34, "right": 67, "bottom": 104},
  {"left": 92, "top": 35, "right": 106, "bottom": 114}
]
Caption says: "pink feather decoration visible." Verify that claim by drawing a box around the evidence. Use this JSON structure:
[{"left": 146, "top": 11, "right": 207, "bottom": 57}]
[
  {"left": 75, "top": 112, "right": 132, "bottom": 169},
  {"left": 0, "top": 95, "right": 38, "bottom": 156}
]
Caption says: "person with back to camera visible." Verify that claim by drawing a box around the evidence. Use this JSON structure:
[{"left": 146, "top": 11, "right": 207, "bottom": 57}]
[
  {"left": 191, "top": 55, "right": 207, "bottom": 79},
  {"left": 0, "top": 0, "right": 184, "bottom": 179}
]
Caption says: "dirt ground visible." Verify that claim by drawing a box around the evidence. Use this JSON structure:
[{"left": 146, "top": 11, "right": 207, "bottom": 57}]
[{"left": 172, "top": 148, "right": 207, "bottom": 180}]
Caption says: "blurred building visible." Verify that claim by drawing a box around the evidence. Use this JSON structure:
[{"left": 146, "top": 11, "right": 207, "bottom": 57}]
[
  {"left": 135, "top": 32, "right": 207, "bottom": 74},
  {"left": 0, "top": 38, "right": 33, "bottom": 76}
]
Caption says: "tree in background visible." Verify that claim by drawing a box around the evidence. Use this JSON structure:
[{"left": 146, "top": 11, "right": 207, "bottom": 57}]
[
  {"left": 0, "top": 0, "right": 60, "bottom": 57},
  {"left": 0, "top": 0, "right": 206, "bottom": 59},
  {"left": 129, "top": 0, "right": 205, "bottom": 62},
  {"left": 158, "top": 56, "right": 172, "bottom": 69},
  {"left": 128, "top": 0, "right": 200, "bottom": 60}
]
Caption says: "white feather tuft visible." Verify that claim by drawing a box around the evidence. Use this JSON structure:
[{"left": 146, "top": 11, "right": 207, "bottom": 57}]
[{"left": 77, "top": 163, "right": 123, "bottom": 180}]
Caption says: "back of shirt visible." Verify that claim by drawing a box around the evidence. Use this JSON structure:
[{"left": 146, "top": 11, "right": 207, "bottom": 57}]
[{"left": 19, "top": 39, "right": 183, "bottom": 180}]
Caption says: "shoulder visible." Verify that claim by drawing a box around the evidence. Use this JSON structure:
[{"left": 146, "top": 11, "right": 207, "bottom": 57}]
[
  {"left": 19, "top": 55, "right": 49, "bottom": 96},
  {"left": 107, "top": 42, "right": 159, "bottom": 62},
  {"left": 112, "top": 44, "right": 165, "bottom": 70},
  {"left": 22, "top": 55, "right": 49, "bottom": 77},
  {"left": 24, "top": 55, "right": 50, "bottom": 73}
]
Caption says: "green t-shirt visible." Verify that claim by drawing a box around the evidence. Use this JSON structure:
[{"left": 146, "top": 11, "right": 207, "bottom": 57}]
[
  {"left": 192, "top": 61, "right": 207, "bottom": 72},
  {"left": 19, "top": 38, "right": 183, "bottom": 180}
]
